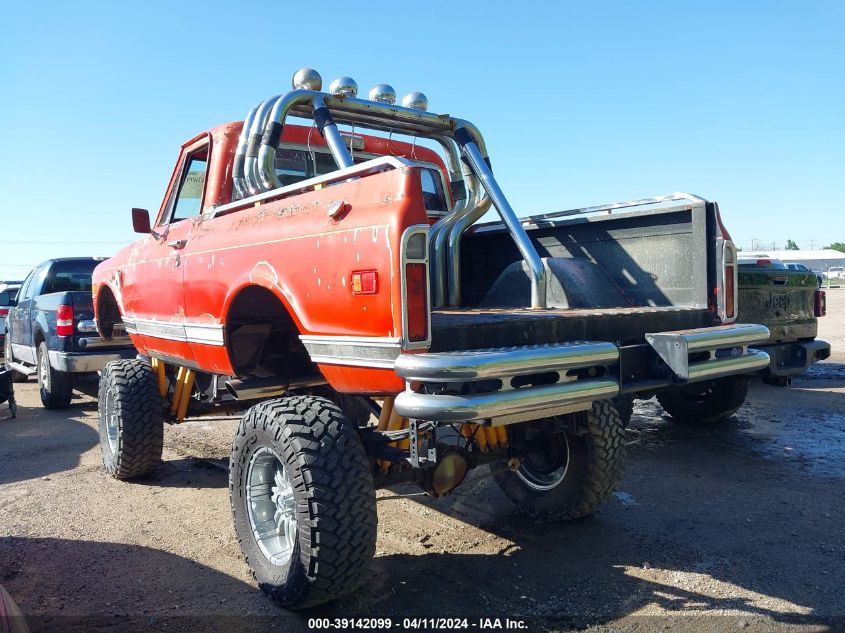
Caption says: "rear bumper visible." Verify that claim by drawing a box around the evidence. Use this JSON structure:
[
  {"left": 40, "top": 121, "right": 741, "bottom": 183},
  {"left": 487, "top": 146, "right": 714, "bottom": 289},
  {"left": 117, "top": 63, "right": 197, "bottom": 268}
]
[
  {"left": 48, "top": 348, "right": 136, "bottom": 373},
  {"left": 757, "top": 339, "right": 830, "bottom": 377},
  {"left": 394, "top": 324, "right": 770, "bottom": 424}
]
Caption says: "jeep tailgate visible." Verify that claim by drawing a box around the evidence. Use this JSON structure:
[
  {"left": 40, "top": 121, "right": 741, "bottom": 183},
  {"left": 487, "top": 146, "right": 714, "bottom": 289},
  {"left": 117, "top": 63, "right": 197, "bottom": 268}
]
[{"left": 736, "top": 269, "right": 817, "bottom": 343}]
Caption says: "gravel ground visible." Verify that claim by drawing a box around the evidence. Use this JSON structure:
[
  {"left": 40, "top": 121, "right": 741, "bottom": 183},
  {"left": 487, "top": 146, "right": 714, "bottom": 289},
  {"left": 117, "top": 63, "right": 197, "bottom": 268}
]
[{"left": 0, "top": 292, "right": 842, "bottom": 633}]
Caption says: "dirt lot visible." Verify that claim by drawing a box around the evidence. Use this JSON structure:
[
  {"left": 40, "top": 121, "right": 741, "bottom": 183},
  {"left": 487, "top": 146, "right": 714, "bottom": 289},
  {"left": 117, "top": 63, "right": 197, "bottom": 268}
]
[{"left": 1, "top": 292, "right": 843, "bottom": 633}]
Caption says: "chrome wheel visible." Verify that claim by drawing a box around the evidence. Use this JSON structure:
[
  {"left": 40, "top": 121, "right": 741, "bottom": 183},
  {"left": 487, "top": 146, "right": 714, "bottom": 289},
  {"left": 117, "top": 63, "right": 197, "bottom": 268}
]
[
  {"left": 516, "top": 433, "right": 571, "bottom": 491},
  {"left": 246, "top": 447, "right": 297, "bottom": 566},
  {"left": 105, "top": 389, "right": 119, "bottom": 452},
  {"left": 39, "top": 350, "right": 49, "bottom": 387}
]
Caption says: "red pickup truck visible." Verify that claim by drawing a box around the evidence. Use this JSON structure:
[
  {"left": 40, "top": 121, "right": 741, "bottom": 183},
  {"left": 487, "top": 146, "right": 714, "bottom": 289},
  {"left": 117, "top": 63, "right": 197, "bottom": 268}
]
[{"left": 93, "top": 68, "right": 771, "bottom": 608}]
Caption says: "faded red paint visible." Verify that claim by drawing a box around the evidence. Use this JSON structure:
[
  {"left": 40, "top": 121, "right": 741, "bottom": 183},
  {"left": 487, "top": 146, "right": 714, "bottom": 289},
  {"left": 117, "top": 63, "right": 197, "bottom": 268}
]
[{"left": 93, "top": 122, "right": 441, "bottom": 394}]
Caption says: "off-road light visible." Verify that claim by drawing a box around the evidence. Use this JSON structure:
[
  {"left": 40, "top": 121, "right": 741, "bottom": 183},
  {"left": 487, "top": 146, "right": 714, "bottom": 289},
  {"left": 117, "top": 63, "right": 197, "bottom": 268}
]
[
  {"left": 401, "top": 91, "right": 428, "bottom": 111},
  {"left": 329, "top": 76, "right": 358, "bottom": 98},
  {"left": 368, "top": 83, "right": 396, "bottom": 104},
  {"left": 291, "top": 67, "right": 322, "bottom": 91}
]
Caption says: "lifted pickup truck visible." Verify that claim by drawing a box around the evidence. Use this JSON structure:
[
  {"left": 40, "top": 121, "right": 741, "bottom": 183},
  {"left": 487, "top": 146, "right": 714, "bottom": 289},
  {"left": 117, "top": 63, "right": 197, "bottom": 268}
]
[
  {"left": 4, "top": 258, "right": 135, "bottom": 408},
  {"left": 93, "top": 68, "right": 771, "bottom": 608}
]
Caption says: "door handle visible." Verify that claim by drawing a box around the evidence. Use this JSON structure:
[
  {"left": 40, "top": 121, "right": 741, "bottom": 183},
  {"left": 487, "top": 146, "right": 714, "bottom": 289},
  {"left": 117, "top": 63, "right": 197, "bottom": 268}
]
[{"left": 168, "top": 239, "right": 188, "bottom": 249}]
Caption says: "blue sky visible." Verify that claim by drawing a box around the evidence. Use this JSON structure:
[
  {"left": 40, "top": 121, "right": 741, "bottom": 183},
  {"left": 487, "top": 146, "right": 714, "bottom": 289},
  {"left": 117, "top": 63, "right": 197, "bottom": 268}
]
[{"left": 1, "top": 1, "right": 843, "bottom": 280}]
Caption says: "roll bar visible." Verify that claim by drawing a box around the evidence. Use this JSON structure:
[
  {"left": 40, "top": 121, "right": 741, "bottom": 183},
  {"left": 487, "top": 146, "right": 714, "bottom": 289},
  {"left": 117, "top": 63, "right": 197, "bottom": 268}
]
[{"left": 231, "top": 83, "right": 547, "bottom": 309}]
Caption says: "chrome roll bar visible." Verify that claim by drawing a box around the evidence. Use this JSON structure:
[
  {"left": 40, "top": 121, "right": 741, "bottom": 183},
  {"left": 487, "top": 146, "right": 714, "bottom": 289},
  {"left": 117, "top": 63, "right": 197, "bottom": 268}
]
[{"left": 232, "top": 86, "right": 546, "bottom": 309}]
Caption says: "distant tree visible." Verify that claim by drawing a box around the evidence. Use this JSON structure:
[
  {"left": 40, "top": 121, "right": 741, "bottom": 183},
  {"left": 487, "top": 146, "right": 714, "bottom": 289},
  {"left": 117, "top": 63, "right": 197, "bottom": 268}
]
[
  {"left": 786, "top": 239, "right": 799, "bottom": 250},
  {"left": 825, "top": 242, "right": 845, "bottom": 253}
]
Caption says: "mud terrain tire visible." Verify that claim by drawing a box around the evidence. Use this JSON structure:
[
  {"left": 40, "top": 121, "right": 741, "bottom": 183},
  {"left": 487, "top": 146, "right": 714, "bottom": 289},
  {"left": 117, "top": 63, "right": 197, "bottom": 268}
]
[
  {"left": 657, "top": 378, "right": 749, "bottom": 424},
  {"left": 230, "top": 396, "right": 377, "bottom": 609},
  {"left": 98, "top": 359, "right": 164, "bottom": 479},
  {"left": 495, "top": 399, "right": 626, "bottom": 521}
]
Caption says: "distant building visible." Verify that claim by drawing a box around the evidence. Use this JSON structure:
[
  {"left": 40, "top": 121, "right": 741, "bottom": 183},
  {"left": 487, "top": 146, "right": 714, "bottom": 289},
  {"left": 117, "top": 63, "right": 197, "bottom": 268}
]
[{"left": 743, "top": 249, "right": 845, "bottom": 272}]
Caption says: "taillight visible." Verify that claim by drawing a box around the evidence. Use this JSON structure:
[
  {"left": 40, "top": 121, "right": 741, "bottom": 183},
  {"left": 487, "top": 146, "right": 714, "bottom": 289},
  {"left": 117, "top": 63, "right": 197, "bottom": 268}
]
[
  {"left": 0, "top": 307, "right": 8, "bottom": 318},
  {"left": 56, "top": 304, "right": 74, "bottom": 336},
  {"left": 405, "top": 263, "right": 428, "bottom": 342},
  {"left": 756, "top": 258, "right": 772, "bottom": 266},
  {"left": 401, "top": 227, "right": 430, "bottom": 347},
  {"left": 725, "top": 264, "right": 735, "bottom": 319},
  {"left": 814, "top": 290, "right": 826, "bottom": 317}
]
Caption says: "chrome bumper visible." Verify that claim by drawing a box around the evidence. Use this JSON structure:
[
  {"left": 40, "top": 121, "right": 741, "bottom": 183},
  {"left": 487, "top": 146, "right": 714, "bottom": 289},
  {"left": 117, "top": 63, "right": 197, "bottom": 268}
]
[
  {"left": 48, "top": 349, "right": 136, "bottom": 373},
  {"left": 393, "top": 323, "right": 771, "bottom": 425},
  {"left": 394, "top": 342, "right": 620, "bottom": 425},
  {"left": 645, "top": 323, "right": 771, "bottom": 382}
]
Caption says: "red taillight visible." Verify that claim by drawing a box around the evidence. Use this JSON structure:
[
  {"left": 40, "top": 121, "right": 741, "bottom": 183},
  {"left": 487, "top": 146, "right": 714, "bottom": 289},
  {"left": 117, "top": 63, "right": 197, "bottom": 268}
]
[
  {"left": 56, "top": 304, "right": 74, "bottom": 336},
  {"left": 725, "top": 264, "right": 735, "bottom": 319},
  {"left": 404, "top": 263, "right": 428, "bottom": 343},
  {"left": 756, "top": 258, "right": 772, "bottom": 266},
  {"left": 814, "top": 290, "right": 826, "bottom": 317},
  {"left": 0, "top": 307, "right": 8, "bottom": 317}
]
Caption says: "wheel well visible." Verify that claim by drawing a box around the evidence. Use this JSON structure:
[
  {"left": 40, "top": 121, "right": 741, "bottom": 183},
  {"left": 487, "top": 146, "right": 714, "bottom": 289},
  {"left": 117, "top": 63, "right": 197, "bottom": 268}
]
[
  {"left": 225, "top": 286, "right": 316, "bottom": 380},
  {"left": 96, "top": 285, "right": 121, "bottom": 339}
]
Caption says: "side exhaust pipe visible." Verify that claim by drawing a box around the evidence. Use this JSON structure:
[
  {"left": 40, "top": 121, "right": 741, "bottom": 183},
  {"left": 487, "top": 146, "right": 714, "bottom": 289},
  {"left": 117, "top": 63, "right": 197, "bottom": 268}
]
[{"left": 224, "top": 375, "right": 326, "bottom": 401}]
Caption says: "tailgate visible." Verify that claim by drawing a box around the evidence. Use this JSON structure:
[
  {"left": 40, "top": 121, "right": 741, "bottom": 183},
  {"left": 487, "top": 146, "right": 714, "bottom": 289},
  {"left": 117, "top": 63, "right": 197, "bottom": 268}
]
[{"left": 736, "top": 269, "right": 817, "bottom": 343}]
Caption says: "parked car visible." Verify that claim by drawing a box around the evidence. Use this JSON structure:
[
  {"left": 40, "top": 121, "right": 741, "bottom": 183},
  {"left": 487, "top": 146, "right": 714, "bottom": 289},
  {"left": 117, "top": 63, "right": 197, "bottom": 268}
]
[
  {"left": 737, "top": 256, "right": 829, "bottom": 385},
  {"left": 0, "top": 283, "right": 22, "bottom": 350},
  {"left": 827, "top": 266, "right": 845, "bottom": 280},
  {"left": 3, "top": 258, "right": 136, "bottom": 407},
  {"left": 785, "top": 262, "right": 823, "bottom": 288},
  {"left": 92, "top": 67, "right": 770, "bottom": 609}
]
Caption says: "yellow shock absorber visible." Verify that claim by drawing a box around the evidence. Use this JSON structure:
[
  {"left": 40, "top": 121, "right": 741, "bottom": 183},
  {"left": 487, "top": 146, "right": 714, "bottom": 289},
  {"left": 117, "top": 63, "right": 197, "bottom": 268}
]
[
  {"left": 484, "top": 426, "right": 499, "bottom": 451},
  {"left": 377, "top": 396, "right": 395, "bottom": 431},
  {"left": 398, "top": 418, "right": 410, "bottom": 450},
  {"left": 175, "top": 369, "right": 195, "bottom": 422},
  {"left": 151, "top": 358, "right": 167, "bottom": 398},
  {"left": 169, "top": 367, "right": 186, "bottom": 416},
  {"left": 495, "top": 425, "right": 508, "bottom": 449},
  {"left": 473, "top": 423, "right": 488, "bottom": 452}
]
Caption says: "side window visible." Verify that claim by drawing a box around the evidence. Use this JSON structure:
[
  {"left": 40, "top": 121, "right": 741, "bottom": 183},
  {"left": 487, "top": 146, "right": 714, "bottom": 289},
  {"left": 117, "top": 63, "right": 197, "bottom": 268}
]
[
  {"left": 420, "top": 168, "right": 447, "bottom": 214},
  {"left": 18, "top": 266, "right": 46, "bottom": 302},
  {"left": 169, "top": 146, "right": 209, "bottom": 223}
]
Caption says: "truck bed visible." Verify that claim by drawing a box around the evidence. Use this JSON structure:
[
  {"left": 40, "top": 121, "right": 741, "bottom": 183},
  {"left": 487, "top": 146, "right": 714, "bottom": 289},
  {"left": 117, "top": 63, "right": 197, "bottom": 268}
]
[{"left": 430, "top": 306, "right": 715, "bottom": 352}]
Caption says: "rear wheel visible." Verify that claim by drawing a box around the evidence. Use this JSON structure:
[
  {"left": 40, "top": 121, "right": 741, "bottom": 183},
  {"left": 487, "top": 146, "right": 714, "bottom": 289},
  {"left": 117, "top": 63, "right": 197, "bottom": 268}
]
[
  {"left": 657, "top": 378, "right": 749, "bottom": 424},
  {"left": 3, "top": 335, "right": 28, "bottom": 383},
  {"left": 495, "top": 400, "right": 626, "bottom": 521},
  {"left": 98, "top": 359, "right": 164, "bottom": 479},
  {"left": 230, "top": 395, "right": 377, "bottom": 609},
  {"left": 37, "top": 342, "right": 72, "bottom": 409}
]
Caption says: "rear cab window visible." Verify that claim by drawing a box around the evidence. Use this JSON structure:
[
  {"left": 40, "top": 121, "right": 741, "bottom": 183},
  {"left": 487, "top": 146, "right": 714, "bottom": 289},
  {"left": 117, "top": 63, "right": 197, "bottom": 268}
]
[{"left": 41, "top": 260, "right": 98, "bottom": 294}]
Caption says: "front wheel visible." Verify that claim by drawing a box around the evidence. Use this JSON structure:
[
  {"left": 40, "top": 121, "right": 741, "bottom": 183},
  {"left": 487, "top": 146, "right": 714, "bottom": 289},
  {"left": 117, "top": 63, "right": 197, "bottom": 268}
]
[
  {"left": 37, "top": 342, "right": 72, "bottom": 409},
  {"left": 657, "top": 378, "right": 749, "bottom": 424},
  {"left": 98, "top": 359, "right": 164, "bottom": 479},
  {"left": 495, "top": 400, "right": 626, "bottom": 521},
  {"left": 230, "top": 396, "right": 377, "bottom": 609}
]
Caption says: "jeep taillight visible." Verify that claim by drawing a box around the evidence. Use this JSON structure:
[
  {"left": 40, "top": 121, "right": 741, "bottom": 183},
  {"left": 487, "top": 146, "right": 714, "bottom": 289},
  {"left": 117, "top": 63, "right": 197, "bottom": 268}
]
[
  {"left": 56, "top": 304, "right": 74, "bottom": 336},
  {"left": 725, "top": 263, "right": 736, "bottom": 319},
  {"left": 401, "top": 226, "right": 430, "bottom": 348},
  {"left": 814, "top": 290, "right": 826, "bottom": 317}
]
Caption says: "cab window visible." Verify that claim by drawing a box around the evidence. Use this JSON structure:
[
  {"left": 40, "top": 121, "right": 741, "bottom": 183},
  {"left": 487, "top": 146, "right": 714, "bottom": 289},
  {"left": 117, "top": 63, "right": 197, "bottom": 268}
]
[{"left": 168, "top": 146, "right": 209, "bottom": 223}]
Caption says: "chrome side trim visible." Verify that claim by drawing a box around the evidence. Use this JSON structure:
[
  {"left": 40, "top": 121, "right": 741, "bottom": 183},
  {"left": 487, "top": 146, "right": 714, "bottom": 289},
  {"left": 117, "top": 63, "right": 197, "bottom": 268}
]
[
  {"left": 300, "top": 335, "right": 401, "bottom": 368},
  {"left": 122, "top": 316, "right": 225, "bottom": 346}
]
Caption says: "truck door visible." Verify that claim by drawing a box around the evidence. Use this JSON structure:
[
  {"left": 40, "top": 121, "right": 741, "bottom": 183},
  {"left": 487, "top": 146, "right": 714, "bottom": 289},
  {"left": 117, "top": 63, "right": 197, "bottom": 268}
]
[
  {"left": 9, "top": 265, "right": 47, "bottom": 364},
  {"left": 121, "top": 139, "right": 210, "bottom": 364}
]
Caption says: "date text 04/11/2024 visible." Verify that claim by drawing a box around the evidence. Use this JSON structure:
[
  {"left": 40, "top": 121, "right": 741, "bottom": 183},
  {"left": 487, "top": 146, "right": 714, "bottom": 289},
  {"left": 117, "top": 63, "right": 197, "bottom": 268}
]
[{"left": 307, "top": 617, "right": 528, "bottom": 630}]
